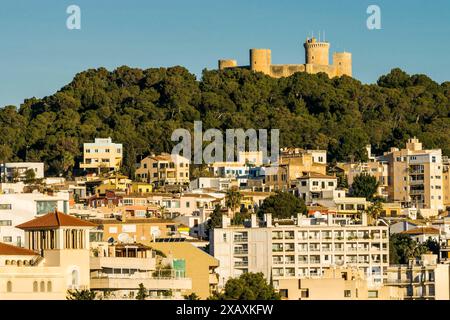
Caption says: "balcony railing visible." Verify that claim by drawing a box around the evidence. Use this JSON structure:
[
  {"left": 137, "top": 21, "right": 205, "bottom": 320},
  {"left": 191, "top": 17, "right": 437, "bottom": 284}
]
[
  {"left": 234, "top": 237, "right": 248, "bottom": 242},
  {"left": 234, "top": 261, "right": 248, "bottom": 267},
  {"left": 234, "top": 249, "right": 248, "bottom": 255}
]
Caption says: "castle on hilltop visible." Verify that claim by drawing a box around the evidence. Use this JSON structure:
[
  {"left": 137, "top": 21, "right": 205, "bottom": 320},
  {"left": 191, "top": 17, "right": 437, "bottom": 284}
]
[{"left": 218, "top": 36, "right": 352, "bottom": 78}]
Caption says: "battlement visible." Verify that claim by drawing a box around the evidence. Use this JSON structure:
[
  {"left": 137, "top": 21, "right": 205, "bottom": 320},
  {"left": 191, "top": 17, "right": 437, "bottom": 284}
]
[{"left": 217, "top": 35, "right": 352, "bottom": 78}]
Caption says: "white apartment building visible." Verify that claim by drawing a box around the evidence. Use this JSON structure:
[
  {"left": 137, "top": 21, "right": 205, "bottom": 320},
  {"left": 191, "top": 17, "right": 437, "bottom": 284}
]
[
  {"left": 189, "top": 177, "right": 237, "bottom": 191},
  {"left": 0, "top": 192, "right": 69, "bottom": 247},
  {"left": 292, "top": 172, "right": 338, "bottom": 204},
  {"left": 80, "top": 137, "right": 123, "bottom": 172},
  {"left": 0, "top": 162, "right": 44, "bottom": 182},
  {"left": 211, "top": 213, "right": 389, "bottom": 288}
]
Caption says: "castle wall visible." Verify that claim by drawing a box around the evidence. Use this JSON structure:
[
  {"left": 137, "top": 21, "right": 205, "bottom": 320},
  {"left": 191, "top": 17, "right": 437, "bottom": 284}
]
[
  {"left": 270, "top": 64, "right": 306, "bottom": 78},
  {"left": 218, "top": 59, "right": 237, "bottom": 70}
]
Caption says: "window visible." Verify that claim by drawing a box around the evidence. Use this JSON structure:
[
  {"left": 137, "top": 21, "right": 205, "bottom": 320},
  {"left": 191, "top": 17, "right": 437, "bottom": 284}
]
[
  {"left": 279, "top": 289, "right": 288, "bottom": 299},
  {"left": 312, "top": 181, "right": 319, "bottom": 186},
  {"left": 344, "top": 290, "right": 351, "bottom": 298},
  {"left": 0, "top": 204, "right": 12, "bottom": 210},
  {"left": 152, "top": 163, "right": 158, "bottom": 168},
  {"left": 223, "top": 234, "right": 227, "bottom": 242},
  {"left": 328, "top": 182, "right": 334, "bottom": 187},
  {"left": 6, "top": 281, "right": 12, "bottom": 293},
  {"left": 0, "top": 220, "right": 12, "bottom": 226},
  {"left": 71, "top": 270, "right": 79, "bottom": 286},
  {"left": 40, "top": 281, "right": 45, "bottom": 292},
  {"left": 2, "top": 236, "right": 12, "bottom": 243},
  {"left": 301, "top": 289, "right": 309, "bottom": 298},
  {"left": 47, "top": 281, "right": 52, "bottom": 292},
  {"left": 33, "top": 281, "right": 38, "bottom": 292},
  {"left": 143, "top": 163, "right": 147, "bottom": 169},
  {"left": 368, "top": 290, "right": 379, "bottom": 299},
  {"left": 186, "top": 202, "right": 190, "bottom": 208},
  {"left": 86, "top": 149, "right": 90, "bottom": 153},
  {"left": 36, "top": 201, "right": 57, "bottom": 215}
]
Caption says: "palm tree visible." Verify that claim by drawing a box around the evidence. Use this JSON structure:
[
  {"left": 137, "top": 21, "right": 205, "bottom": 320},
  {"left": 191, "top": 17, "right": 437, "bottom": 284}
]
[
  {"left": 365, "top": 201, "right": 383, "bottom": 225},
  {"left": 225, "top": 187, "right": 242, "bottom": 217}
]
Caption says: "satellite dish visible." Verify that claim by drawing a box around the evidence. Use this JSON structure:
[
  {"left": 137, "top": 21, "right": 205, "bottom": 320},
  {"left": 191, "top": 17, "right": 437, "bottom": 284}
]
[
  {"left": 118, "top": 233, "right": 133, "bottom": 243},
  {"left": 313, "top": 211, "right": 322, "bottom": 219}
]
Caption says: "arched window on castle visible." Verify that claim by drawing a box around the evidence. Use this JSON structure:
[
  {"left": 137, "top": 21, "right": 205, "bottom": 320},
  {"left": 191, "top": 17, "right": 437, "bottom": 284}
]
[
  {"left": 33, "top": 281, "right": 38, "bottom": 292},
  {"left": 6, "top": 281, "right": 12, "bottom": 292}
]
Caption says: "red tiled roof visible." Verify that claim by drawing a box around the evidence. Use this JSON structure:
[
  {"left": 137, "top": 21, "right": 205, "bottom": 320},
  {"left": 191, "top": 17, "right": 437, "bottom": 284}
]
[
  {"left": 0, "top": 242, "right": 38, "bottom": 256},
  {"left": 17, "top": 210, "right": 97, "bottom": 230},
  {"left": 401, "top": 227, "right": 440, "bottom": 235}
]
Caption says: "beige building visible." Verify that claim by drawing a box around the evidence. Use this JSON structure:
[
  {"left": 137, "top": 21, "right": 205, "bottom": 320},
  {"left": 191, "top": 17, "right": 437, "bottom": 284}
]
[
  {"left": 378, "top": 138, "right": 444, "bottom": 217},
  {"left": 443, "top": 156, "right": 450, "bottom": 207},
  {"left": 151, "top": 242, "right": 219, "bottom": 299},
  {"left": 211, "top": 213, "right": 389, "bottom": 288},
  {"left": 387, "top": 254, "right": 450, "bottom": 300},
  {"left": 135, "top": 153, "right": 190, "bottom": 186},
  {"left": 276, "top": 266, "right": 403, "bottom": 300},
  {"left": 0, "top": 211, "right": 95, "bottom": 300},
  {"left": 280, "top": 148, "right": 327, "bottom": 179},
  {"left": 218, "top": 37, "right": 352, "bottom": 79},
  {"left": 90, "top": 242, "right": 192, "bottom": 299},
  {"left": 80, "top": 138, "right": 123, "bottom": 172}
]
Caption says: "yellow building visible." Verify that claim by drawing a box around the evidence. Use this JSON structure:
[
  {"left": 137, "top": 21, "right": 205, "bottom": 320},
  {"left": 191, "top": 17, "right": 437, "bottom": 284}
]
[
  {"left": 280, "top": 148, "right": 327, "bottom": 179},
  {"left": 0, "top": 211, "right": 96, "bottom": 300},
  {"left": 131, "top": 182, "right": 153, "bottom": 195},
  {"left": 151, "top": 242, "right": 219, "bottom": 299},
  {"left": 218, "top": 37, "right": 352, "bottom": 79},
  {"left": 276, "top": 267, "right": 403, "bottom": 300},
  {"left": 80, "top": 137, "right": 123, "bottom": 172},
  {"left": 135, "top": 153, "right": 190, "bottom": 186}
]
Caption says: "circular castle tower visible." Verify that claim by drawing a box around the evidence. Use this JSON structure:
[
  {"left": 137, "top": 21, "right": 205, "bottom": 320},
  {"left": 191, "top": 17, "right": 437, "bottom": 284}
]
[
  {"left": 249, "top": 49, "right": 272, "bottom": 75},
  {"left": 303, "top": 37, "right": 330, "bottom": 66}
]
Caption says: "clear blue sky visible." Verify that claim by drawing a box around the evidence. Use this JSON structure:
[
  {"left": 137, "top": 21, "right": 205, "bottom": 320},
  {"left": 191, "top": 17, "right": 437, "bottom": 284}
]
[{"left": 0, "top": 0, "right": 449, "bottom": 107}]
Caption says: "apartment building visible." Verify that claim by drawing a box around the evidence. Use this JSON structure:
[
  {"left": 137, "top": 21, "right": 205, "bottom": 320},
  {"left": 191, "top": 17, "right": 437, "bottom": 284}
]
[
  {"left": 0, "top": 162, "right": 44, "bottom": 182},
  {"left": 151, "top": 242, "right": 220, "bottom": 299},
  {"left": 443, "top": 156, "right": 450, "bottom": 207},
  {"left": 80, "top": 138, "right": 123, "bottom": 172},
  {"left": 0, "top": 211, "right": 95, "bottom": 300},
  {"left": 90, "top": 242, "right": 192, "bottom": 299},
  {"left": 279, "top": 147, "right": 327, "bottom": 179},
  {"left": 0, "top": 192, "right": 70, "bottom": 247},
  {"left": 292, "top": 172, "right": 338, "bottom": 204},
  {"left": 387, "top": 254, "right": 450, "bottom": 300},
  {"left": 211, "top": 213, "right": 389, "bottom": 288},
  {"left": 377, "top": 137, "right": 444, "bottom": 217},
  {"left": 247, "top": 165, "right": 289, "bottom": 192},
  {"left": 135, "top": 153, "right": 190, "bottom": 186},
  {"left": 276, "top": 266, "right": 403, "bottom": 300},
  {"left": 190, "top": 177, "right": 237, "bottom": 191}
]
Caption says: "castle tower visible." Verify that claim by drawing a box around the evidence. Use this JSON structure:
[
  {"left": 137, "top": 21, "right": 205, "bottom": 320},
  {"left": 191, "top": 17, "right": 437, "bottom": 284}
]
[
  {"left": 333, "top": 52, "right": 352, "bottom": 77},
  {"left": 249, "top": 49, "right": 271, "bottom": 75},
  {"left": 218, "top": 59, "right": 237, "bottom": 70},
  {"left": 303, "top": 37, "right": 330, "bottom": 66}
]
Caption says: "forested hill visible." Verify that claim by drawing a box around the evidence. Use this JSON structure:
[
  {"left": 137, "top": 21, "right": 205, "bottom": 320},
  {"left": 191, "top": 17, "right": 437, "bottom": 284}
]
[{"left": 0, "top": 66, "right": 449, "bottom": 177}]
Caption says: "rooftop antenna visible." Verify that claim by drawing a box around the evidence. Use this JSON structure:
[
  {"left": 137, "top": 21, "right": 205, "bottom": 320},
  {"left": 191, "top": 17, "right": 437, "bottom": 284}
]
[
  {"left": 323, "top": 30, "right": 326, "bottom": 42},
  {"left": 319, "top": 31, "right": 321, "bottom": 42}
]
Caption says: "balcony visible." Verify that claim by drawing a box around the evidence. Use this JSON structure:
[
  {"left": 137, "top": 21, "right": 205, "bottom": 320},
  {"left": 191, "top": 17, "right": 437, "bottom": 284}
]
[
  {"left": 90, "top": 273, "right": 192, "bottom": 291},
  {"left": 234, "top": 261, "right": 248, "bottom": 267},
  {"left": 90, "top": 257, "right": 156, "bottom": 271},
  {"left": 234, "top": 236, "right": 248, "bottom": 242},
  {"left": 233, "top": 248, "right": 248, "bottom": 255}
]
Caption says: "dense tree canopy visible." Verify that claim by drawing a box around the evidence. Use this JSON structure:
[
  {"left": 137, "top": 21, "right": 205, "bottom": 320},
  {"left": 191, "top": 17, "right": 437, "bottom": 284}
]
[
  {"left": 0, "top": 66, "right": 448, "bottom": 177},
  {"left": 389, "top": 233, "right": 439, "bottom": 264},
  {"left": 258, "top": 191, "right": 307, "bottom": 219},
  {"left": 209, "top": 272, "right": 280, "bottom": 300},
  {"left": 351, "top": 173, "right": 379, "bottom": 200}
]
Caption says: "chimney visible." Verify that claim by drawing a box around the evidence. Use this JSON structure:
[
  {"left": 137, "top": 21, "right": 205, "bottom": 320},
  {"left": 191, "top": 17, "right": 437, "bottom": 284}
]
[
  {"left": 221, "top": 215, "right": 230, "bottom": 228},
  {"left": 251, "top": 214, "right": 258, "bottom": 228},
  {"left": 361, "top": 212, "right": 368, "bottom": 226},
  {"left": 264, "top": 213, "right": 272, "bottom": 227},
  {"left": 327, "top": 212, "right": 333, "bottom": 225},
  {"left": 297, "top": 213, "right": 303, "bottom": 226}
]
